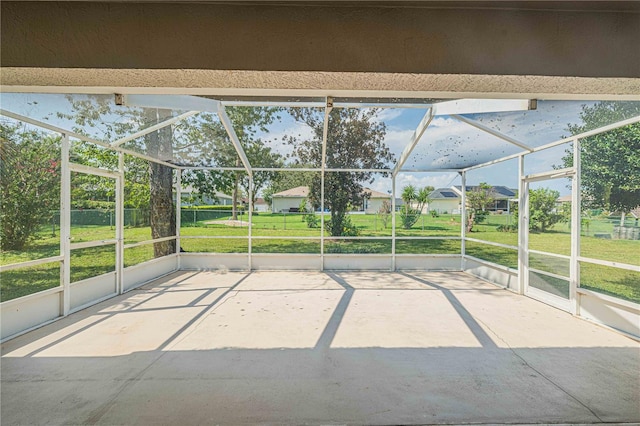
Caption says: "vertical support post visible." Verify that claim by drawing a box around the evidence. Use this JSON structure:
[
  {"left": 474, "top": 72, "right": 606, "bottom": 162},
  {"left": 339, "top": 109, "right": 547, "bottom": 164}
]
[
  {"left": 60, "top": 134, "right": 71, "bottom": 315},
  {"left": 570, "top": 138, "right": 581, "bottom": 315},
  {"left": 248, "top": 175, "right": 253, "bottom": 271},
  {"left": 391, "top": 174, "right": 396, "bottom": 271},
  {"left": 320, "top": 98, "right": 332, "bottom": 271},
  {"left": 460, "top": 171, "right": 466, "bottom": 272},
  {"left": 518, "top": 154, "right": 528, "bottom": 295},
  {"left": 176, "top": 168, "right": 182, "bottom": 270},
  {"left": 116, "top": 152, "right": 124, "bottom": 294}
]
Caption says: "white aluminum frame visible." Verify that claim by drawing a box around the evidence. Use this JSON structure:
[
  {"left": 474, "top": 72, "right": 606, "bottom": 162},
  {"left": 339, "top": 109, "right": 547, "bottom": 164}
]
[
  {"left": 1, "top": 98, "right": 639, "bottom": 341},
  {"left": 520, "top": 166, "right": 576, "bottom": 310}
]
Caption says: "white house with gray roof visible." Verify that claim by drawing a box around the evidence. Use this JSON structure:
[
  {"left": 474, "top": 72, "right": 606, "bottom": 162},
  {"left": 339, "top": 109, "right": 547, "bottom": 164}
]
[
  {"left": 428, "top": 185, "right": 517, "bottom": 214},
  {"left": 271, "top": 186, "right": 391, "bottom": 213},
  {"left": 271, "top": 186, "right": 311, "bottom": 212}
]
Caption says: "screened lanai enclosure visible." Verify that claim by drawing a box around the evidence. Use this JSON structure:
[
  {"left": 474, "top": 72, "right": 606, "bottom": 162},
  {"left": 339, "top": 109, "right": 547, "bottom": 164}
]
[{"left": 1, "top": 94, "right": 639, "bottom": 340}]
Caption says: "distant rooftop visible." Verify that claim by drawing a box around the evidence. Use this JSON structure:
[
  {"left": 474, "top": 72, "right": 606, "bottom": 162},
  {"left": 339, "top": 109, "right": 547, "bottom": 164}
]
[
  {"left": 453, "top": 185, "right": 517, "bottom": 198},
  {"left": 273, "top": 186, "right": 390, "bottom": 199},
  {"left": 272, "top": 186, "right": 310, "bottom": 198}
]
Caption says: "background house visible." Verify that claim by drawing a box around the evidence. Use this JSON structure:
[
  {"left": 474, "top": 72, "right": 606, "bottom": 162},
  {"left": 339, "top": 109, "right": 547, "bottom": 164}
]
[
  {"left": 428, "top": 188, "right": 462, "bottom": 214},
  {"left": 180, "top": 186, "right": 233, "bottom": 207},
  {"left": 271, "top": 186, "right": 310, "bottom": 212},
  {"left": 271, "top": 186, "right": 391, "bottom": 213},
  {"left": 428, "top": 185, "right": 517, "bottom": 214},
  {"left": 362, "top": 188, "right": 392, "bottom": 213},
  {"left": 242, "top": 197, "right": 269, "bottom": 212}
]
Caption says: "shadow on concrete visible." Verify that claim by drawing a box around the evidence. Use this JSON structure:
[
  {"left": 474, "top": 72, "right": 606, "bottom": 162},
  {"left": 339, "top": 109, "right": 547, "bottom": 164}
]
[{"left": 2, "top": 271, "right": 639, "bottom": 425}]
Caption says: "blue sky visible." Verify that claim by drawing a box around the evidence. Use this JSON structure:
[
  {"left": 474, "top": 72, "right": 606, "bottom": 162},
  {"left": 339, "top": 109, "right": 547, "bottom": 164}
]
[
  {"left": 257, "top": 100, "right": 593, "bottom": 195},
  {"left": 2, "top": 94, "right": 636, "bottom": 196}
]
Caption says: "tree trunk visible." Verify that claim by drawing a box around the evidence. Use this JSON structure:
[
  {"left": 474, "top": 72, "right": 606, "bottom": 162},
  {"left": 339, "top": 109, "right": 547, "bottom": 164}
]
[
  {"left": 232, "top": 158, "right": 240, "bottom": 221},
  {"left": 232, "top": 174, "right": 239, "bottom": 221},
  {"left": 330, "top": 210, "right": 344, "bottom": 236},
  {"left": 467, "top": 211, "right": 475, "bottom": 233},
  {"left": 620, "top": 211, "right": 626, "bottom": 227},
  {"left": 146, "top": 109, "right": 176, "bottom": 257}
]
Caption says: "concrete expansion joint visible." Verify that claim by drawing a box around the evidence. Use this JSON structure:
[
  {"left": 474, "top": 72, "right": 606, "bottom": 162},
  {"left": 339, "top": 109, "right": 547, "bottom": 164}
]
[{"left": 477, "top": 314, "right": 604, "bottom": 422}]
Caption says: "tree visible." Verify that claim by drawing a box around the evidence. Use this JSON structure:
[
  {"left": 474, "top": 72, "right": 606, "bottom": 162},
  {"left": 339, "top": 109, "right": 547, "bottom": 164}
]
[
  {"left": 60, "top": 99, "right": 176, "bottom": 256},
  {"left": 466, "top": 183, "right": 496, "bottom": 232},
  {"left": 377, "top": 200, "right": 392, "bottom": 229},
  {"left": 1, "top": 122, "right": 61, "bottom": 250},
  {"left": 146, "top": 108, "right": 176, "bottom": 256},
  {"left": 180, "top": 107, "right": 282, "bottom": 220},
  {"left": 238, "top": 142, "right": 284, "bottom": 210},
  {"left": 529, "top": 188, "right": 563, "bottom": 232},
  {"left": 286, "top": 108, "right": 393, "bottom": 236},
  {"left": 562, "top": 102, "right": 640, "bottom": 223},
  {"left": 60, "top": 98, "right": 281, "bottom": 255},
  {"left": 400, "top": 185, "right": 432, "bottom": 229}
]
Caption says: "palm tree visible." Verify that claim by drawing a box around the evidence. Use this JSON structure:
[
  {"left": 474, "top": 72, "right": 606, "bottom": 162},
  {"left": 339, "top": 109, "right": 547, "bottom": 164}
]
[
  {"left": 416, "top": 187, "right": 432, "bottom": 213},
  {"left": 401, "top": 185, "right": 417, "bottom": 207}
]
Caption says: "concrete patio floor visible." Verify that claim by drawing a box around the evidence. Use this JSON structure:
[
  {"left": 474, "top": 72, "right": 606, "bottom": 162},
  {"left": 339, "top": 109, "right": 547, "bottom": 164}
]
[{"left": 1, "top": 270, "right": 639, "bottom": 425}]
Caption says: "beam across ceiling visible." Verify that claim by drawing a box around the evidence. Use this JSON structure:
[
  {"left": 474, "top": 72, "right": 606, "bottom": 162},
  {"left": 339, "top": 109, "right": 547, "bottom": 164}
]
[
  {"left": 120, "top": 94, "right": 219, "bottom": 113},
  {"left": 432, "top": 99, "right": 534, "bottom": 116},
  {"left": 218, "top": 106, "right": 253, "bottom": 177},
  {"left": 111, "top": 111, "right": 198, "bottom": 148},
  {"left": 450, "top": 114, "right": 534, "bottom": 152},
  {"left": 393, "top": 107, "right": 434, "bottom": 176}
]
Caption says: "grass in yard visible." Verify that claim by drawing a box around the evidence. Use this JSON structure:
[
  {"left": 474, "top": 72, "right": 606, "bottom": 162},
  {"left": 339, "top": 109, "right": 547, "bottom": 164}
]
[
  {"left": 396, "top": 239, "right": 461, "bottom": 254},
  {"left": 180, "top": 238, "right": 248, "bottom": 253},
  {"left": 70, "top": 245, "right": 116, "bottom": 283},
  {"left": 124, "top": 244, "right": 157, "bottom": 268},
  {"left": 325, "top": 239, "right": 392, "bottom": 254},
  {"left": 580, "top": 262, "right": 640, "bottom": 304},
  {"left": 0, "top": 261, "right": 60, "bottom": 302},
  {"left": 253, "top": 239, "right": 321, "bottom": 254},
  {"left": 464, "top": 241, "right": 518, "bottom": 269},
  {"left": 529, "top": 252, "right": 570, "bottom": 277},
  {"left": 2, "top": 213, "right": 638, "bottom": 303}
]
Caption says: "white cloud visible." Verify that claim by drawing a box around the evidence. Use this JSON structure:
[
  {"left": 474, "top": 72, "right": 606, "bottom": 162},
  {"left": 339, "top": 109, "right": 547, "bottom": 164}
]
[
  {"left": 376, "top": 109, "right": 404, "bottom": 123},
  {"left": 382, "top": 128, "right": 414, "bottom": 159},
  {"left": 395, "top": 173, "right": 459, "bottom": 191},
  {"left": 368, "top": 179, "right": 393, "bottom": 194}
]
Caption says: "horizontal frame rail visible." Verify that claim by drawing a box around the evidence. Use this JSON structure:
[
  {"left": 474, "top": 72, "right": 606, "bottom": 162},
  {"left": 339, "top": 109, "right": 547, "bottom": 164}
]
[
  {"left": 464, "top": 237, "right": 518, "bottom": 251},
  {"left": 123, "top": 236, "right": 177, "bottom": 249},
  {"left": 70, "top": 239, "right": 117, "bottom": 250},
  {"left": 0, "top": 255, "right": 64, "bottom": 272},
  {"left": 0, "top": 285, "right": 63, "bottom": 308},
  {"left": 529, "top": 267, "right": 570, "bottom": 281},
  {"left": 69, "top": 163, "right": 120, "bottom": 178},
  {"left": 577, "top": 256, "right": 640, "bottom": 272},
  {"left": 464, "top": 254, "right": 518, "bottom": 274},
  {"left": 576, "top": 287, "right": 640, "bottom": 312},
  {"left": 529, "top": 249, "right": 571, "bottom": 260},
  {"left": 396, "top": 236, "right": 461, "bottom": 240}
]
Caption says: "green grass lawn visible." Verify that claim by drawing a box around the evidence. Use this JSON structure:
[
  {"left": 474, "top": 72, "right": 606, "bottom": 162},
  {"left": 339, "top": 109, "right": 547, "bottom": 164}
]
[{"left": 2, "top": 212, "right": 638, "bottom": 303}]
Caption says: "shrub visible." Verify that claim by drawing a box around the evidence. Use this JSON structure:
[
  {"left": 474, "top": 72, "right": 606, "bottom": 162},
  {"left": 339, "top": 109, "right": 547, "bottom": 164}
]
[
  {"left": 400, "top": 208, "right": 421, "bottom": 229},
  {"left": 377, "top": 200, "right": 392, "bottom": 229},
  {"left": 325, "top": 215, "right": 359, "bottom": 236},
  {"left": 304, "top": 213, "right": 319, "bottom": 228},
  {"left": 529, "top": 188, "right": 563, "bottom": 232},
  {"left": 497, "top": 224, "right": 517, "bottom": 232},
  {"left": 1, "top": 124, "right": 61, "bottom": 250}
]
